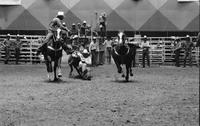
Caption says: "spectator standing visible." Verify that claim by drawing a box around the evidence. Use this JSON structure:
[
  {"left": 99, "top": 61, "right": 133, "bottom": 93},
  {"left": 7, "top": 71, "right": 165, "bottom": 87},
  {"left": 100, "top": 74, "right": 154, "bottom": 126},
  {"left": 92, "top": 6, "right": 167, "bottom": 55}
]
[
  {"left": 140, "top": 35, "right": 150, "bottom": 68},
  {"left": 89, "top": 37, "right": 98, "bottom": 66},
  {"left": 172, "top": 38, "right": 182, "bottom": 67},
  {"left": 97, "top": 38, "right": 106, "bottom": 65},
  {"left": 3, "top": 34, "right": 11, "bottom": 64},
  {"left": 70, "top": 23, "right": 78, "bottom": 36},
  {"left": 182, "top": 35, "right": 195, "bottom": 67},
  {"left": 14, "top": 34, "right": 21, "bottom": 64},
  {"left": 103, "top": 36, "right": 113, "bottom": 64}
]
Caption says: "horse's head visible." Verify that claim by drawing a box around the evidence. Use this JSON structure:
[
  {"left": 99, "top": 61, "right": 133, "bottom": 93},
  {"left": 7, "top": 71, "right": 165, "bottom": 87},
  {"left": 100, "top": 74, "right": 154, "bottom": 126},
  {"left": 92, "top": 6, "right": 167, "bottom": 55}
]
[
  {"left": 117, "top": 31, "right": 126, "bottom": 44},
  {"left": 55, "top": 28, "right": 62, "bottom": 42}
]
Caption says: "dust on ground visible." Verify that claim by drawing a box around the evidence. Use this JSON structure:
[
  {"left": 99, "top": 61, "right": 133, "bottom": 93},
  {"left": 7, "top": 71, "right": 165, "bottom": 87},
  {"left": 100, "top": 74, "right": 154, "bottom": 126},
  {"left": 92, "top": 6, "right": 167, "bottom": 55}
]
[{"left": 0, "top": 64, "right": 199, "bottom": 126}]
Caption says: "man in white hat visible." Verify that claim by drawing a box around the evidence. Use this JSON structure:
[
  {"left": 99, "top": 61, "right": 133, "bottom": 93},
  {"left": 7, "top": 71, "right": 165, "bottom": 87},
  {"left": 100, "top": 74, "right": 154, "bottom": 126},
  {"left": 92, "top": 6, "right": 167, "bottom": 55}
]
[
  {"left": 89, "top": 37, "right": 98, "bottom": 66},
  {"left": 182, "top": 35, "right": 195, "bottom": 67},
  {"left": 70, "top": 23, "right": 78, "bottom": 37},
  {"left": 36, "top": 11, "right": 69, "bottom": 55},
  {"left": 140, "top": 35, "right": 150, "bottom": 68},
  {"left": 78, "top": 49, "right": 91, "bottom": 77},
  {"left": 80, "top": 21, "right": 87, "bottom": 37}
]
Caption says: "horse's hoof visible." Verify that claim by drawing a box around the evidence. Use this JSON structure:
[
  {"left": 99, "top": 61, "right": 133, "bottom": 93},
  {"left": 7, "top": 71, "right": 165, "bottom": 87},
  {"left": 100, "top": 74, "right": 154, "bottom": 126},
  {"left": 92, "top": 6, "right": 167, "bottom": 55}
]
[
  {"left": 122, "top": 74, "right": 125, "bottom": 78},
  {"left": 69, "top": 73, "right": 73, "bottom": 78},
  {"left": 54, "top": 78, "right": 59, "bottom": 82},
  {"left": 118, "top": 69, "right": 122, "bottom": 73},
  {"left": 130, "top": 73, "right": 133, "bottom": 76},
  {"left": 47, "top": 73, "right": 53, "bottom": 81},
  {"left": 58, "top": 74, "right": 62, "bottom": 78}
]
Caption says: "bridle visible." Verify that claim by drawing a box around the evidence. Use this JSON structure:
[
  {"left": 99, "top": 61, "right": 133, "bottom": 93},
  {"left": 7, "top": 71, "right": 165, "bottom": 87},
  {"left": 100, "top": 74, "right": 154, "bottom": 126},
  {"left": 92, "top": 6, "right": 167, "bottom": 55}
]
[{"left": 114, "top": 32, "right": 130, "bottom": 56}]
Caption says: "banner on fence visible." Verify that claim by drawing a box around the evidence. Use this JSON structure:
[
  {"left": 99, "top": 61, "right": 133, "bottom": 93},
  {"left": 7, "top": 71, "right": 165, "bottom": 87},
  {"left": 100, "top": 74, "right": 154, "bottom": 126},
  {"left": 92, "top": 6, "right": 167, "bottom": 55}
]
[{"left": 0, "top": 0, "right": 21, "bottom": 5}]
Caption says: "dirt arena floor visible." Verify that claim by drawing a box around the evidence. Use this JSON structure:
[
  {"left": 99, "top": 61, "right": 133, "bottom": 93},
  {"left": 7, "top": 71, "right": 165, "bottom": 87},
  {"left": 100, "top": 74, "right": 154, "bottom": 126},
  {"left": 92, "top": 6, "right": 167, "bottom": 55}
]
[{"left": 0, "top": 63, "right": 199, "bottom": 126}]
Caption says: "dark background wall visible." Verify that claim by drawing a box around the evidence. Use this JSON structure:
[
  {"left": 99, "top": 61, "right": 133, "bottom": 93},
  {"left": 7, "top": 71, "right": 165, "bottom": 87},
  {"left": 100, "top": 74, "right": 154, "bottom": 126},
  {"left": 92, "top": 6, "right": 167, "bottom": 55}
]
[{"left": 0, "top": 0, "right": 199, "bottom": 36}]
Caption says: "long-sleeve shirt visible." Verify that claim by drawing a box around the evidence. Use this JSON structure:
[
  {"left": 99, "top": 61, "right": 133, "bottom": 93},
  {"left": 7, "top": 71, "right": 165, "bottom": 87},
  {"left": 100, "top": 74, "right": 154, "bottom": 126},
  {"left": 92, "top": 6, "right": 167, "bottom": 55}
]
[
  {"left": 140, "top": 41, "right": 150, "bottom": 51},
  {"left": 104, "top": 40, "right": 113, "bottom": 48},
  {"left": 182, "top": 41, "right": 194, "bottom": 53},
  {"left": 89, "top": 41, "right": 97, "bottom": 52}
]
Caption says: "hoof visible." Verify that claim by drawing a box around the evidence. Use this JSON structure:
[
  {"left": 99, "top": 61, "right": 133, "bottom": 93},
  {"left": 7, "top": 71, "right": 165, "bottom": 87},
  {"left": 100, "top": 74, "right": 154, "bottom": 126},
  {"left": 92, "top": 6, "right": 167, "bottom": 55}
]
[
  {"left": 118, "top": 70, "right": 122, "bottom": 73},
  {"left": 118, "top": 67, "right": 122, "bottom": 73},
  {"left": 69, "top": 73, "right": 73, "bottom": 78},
  {"left": 47, "top": 73, "right": 53, "bottom": 81},
  {"left": 58, "top": 74, "right": 62, "bottom": 78},
  {"left": 130, "top": 73, "right": 133, "bottom": 76},
  {"left": 122, "top": 74, "right": 125, "bottom": 78},
  {"left": 53, "top": 78, "right": 59, "bottom": 82}
]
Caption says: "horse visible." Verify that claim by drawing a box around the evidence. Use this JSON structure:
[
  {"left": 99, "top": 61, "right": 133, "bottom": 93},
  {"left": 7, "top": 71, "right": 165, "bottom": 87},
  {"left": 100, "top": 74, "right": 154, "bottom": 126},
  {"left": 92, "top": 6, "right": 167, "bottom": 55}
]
[
  {"left": 39, "top": 28, "right": 72, "bottom": 81},
  {"left": 111, "top": 31, "right": 137, "bottom": 81}
]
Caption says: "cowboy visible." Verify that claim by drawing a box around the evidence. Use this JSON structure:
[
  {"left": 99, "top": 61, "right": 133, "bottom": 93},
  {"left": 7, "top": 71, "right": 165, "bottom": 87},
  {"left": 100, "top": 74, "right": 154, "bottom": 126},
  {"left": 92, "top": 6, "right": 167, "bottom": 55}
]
[
  {"left": 103, "top": 36, "right": 113, "bottom": 64},
  {"left": 14, "top": 34, "right": 22, "bottom": 64},
  {"left": 78, "top": 49, "right": 91, "bottom": 77},
  {"left": 97, "top": 37, "right": 106, "bottom": 65},
  {"left": 36, "top": 11, "right": 69, "bottom": 55},
  {"left": 140, "top": 35, "right": 150, "bottom": 68},
  {"left": 99, "top": 12, "right": 107, "bottom": 37},
  {"left": 80, "top": 21, "right": 87, "bottom": 37},
  {"left": 70, "top": 23, "right": 78, "bottom": 37},
  {"left": 77, "top": 23, "right": 81, "bottom": 37},
  {"left": 173, "top": 38, "right": 182, "bottom": 67},
  {"left": 182, "top": 35, "right": 195, "bottom": 67},
  {"left": 89, "top": 37, "right": 98, "bottom": 66},
  {"left": 3, "top": 34, "right": 11, "bottom": 64}
]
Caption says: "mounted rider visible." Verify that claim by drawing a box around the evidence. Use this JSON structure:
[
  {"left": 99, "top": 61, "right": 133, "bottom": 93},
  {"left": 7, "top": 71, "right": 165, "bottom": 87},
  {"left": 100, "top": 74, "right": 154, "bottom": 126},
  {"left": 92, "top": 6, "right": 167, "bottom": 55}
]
[{"left": 36, "top": 11, "right": 69, "bottom": 55}]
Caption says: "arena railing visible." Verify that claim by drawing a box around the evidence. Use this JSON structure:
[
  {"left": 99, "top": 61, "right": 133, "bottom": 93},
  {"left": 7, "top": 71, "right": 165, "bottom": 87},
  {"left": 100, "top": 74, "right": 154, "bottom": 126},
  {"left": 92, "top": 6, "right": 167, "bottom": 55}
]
[{"left": 0, "top": 35, "right": 199, "bottom": 66}]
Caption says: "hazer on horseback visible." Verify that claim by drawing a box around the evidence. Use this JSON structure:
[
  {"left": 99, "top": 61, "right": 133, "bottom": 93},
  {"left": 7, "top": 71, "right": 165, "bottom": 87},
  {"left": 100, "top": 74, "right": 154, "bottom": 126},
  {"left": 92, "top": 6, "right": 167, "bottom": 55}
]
[
  {"left": 36, "top": 11, "right": 69, "bottom": 55},
  {"left": 36, "top": 11, "right": 72, "bottom": 81},
  {"left": 111, "top": 31, "right": 137, "bottom": 81}
]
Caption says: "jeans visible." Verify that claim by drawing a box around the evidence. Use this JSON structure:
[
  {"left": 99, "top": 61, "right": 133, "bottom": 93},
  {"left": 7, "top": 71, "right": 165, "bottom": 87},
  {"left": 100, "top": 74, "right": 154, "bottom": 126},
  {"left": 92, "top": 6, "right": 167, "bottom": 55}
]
[{"left": 142, "top": 50, "right": 150, "bottom": 67}]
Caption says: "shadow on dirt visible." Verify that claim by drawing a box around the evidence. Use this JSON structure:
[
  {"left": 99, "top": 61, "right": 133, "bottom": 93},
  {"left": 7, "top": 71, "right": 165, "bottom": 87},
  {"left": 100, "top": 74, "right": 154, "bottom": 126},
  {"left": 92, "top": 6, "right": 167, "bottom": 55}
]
[
  {"left": 43, "top": 78, "right": 70, "bottom": 84},
  {"left": 111, "top": 79, "right": 140, "bottom": 83},
  {"left": 70, "top": 75, "right": 92, "bottom": 81}
]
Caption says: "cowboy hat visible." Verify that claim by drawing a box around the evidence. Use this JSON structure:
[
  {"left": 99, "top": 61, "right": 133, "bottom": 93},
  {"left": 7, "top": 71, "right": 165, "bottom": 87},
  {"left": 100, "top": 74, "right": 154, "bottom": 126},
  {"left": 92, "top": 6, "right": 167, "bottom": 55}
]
[
  {"left": 73, "top": 35, "right": 78, "bottom": 39},
  {"left": 57, "top": 11, "right": 64, "bottom": 16},
  {"left": 82, "top": 49, "right": 89, "bottom": 54}
]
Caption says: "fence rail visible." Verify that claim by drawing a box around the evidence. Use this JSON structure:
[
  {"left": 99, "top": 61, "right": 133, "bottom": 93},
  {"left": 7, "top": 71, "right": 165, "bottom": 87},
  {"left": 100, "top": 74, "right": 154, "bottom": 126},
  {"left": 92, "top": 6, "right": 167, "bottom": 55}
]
[{"left": 0, "top": 35, "right": 199, "bottom": 65}]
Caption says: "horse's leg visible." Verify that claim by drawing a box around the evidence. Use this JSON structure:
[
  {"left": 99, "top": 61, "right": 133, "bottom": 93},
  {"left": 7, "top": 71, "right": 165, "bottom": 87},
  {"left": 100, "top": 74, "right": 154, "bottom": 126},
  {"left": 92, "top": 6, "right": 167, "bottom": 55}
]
[
  {"left": 121, "top": 65, "right": 125, "bottom": 78},
  {"left": 130, "top": 67, "right": 133, "bottom": 76},
  {"left": 58, "top": 57, "right": 62, "bottom": 77},
  {"left": 125, "top": 64, "right": 129, "bottom": 82},
  {"left": 46, "top": 60, "right": 53, "bottom": 81},
  {"left": 54, "top": 60, "right": 58, "bottom": 81},
  {"left": 75, "top": 66, "right": 82, "bottom": 77},
  {"left": 113, "top": 57, "right": 122, "bottom": 73},
  {"left": 69, "top": 64, "right": 73, "bottom": 77}
]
